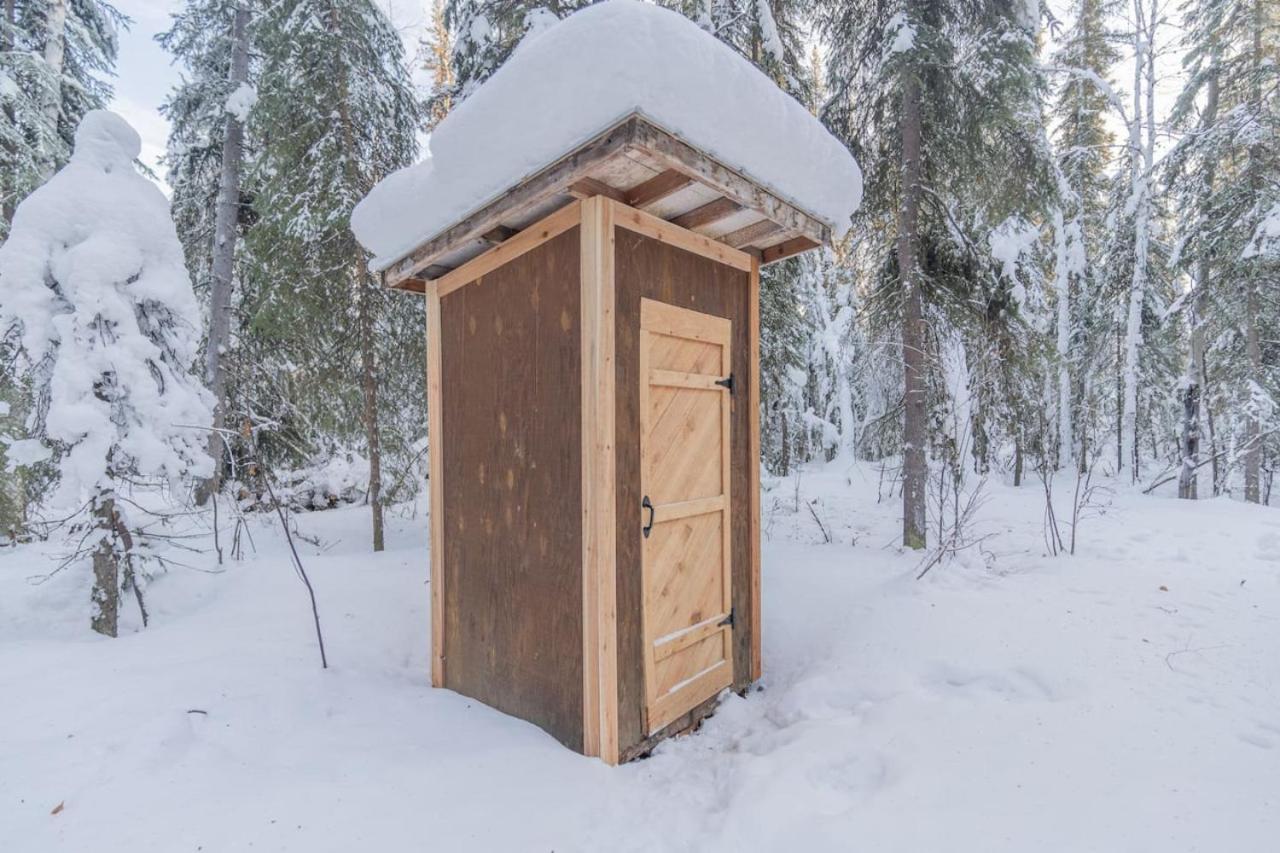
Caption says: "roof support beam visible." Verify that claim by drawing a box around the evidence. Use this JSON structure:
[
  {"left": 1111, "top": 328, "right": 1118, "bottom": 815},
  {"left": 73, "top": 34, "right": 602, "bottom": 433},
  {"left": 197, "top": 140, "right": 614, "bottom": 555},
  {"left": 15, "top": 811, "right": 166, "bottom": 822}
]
[
  {"left": 568, "top": 177, "right": 626, "bottom": 203},
  {"left": 671, "top": 197, "right": 742, "bottom": 231},
  {"left": 624, "top": 168, "right": 693, "bottom": 208},
  {"left": 760, "top": 236, "right": 819, "bottom": 265},
  {"left": 722, "top": 219, "right": 783, "bottom": 249}
]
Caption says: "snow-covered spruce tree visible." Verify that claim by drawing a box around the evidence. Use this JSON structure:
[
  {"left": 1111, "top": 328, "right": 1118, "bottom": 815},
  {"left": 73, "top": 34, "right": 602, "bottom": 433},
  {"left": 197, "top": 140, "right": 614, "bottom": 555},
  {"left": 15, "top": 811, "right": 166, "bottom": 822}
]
[
  {"left": 815, "top": 0, "right": 1053, "bottom": 547},
  {"left": 1166, "top": 0, "right": 1279, "bottom": 502},
  {"left": 250, "top": 0, "right": 420, "bottom": 550},
  {"left": 0, "top": 0, "right": 125, "bottom": 235},
  {"left": 0, "top": 111, "right": 214, "bottom": 636},
  {"left": 158, "top": 0, "right": 255, "bottom": 502},
  {"left": 796, "top": 246, "right": 867, "bottom": 463},
  {"left": 443, "top": 1, "right": 809, "bottom": 102},
  {"left": 443, "top": 0, "right": 590, "bottom": 99},
  {"left": 1048, "top": 0, "right": 1121, "bottom": 469}
]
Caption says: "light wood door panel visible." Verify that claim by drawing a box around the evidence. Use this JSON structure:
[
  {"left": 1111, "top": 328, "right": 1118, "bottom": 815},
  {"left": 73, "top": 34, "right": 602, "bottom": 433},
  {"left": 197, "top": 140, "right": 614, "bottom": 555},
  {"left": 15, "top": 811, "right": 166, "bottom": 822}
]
[{"left": 639, "top": 298, "right": 733, "bottom": 734}]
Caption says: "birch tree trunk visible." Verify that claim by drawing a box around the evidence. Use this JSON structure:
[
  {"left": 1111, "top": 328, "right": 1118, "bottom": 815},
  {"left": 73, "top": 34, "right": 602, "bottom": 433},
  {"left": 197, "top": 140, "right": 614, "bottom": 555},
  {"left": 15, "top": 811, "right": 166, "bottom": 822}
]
[
  {"left": 198, "top": 3, "right": 251, "bottom": 505},
  {"left": 898, "top": 72, "right": 927, "bottom": 550},
  {"left": 1121, "top": 0, "right": 1154, "bottom": 483}
]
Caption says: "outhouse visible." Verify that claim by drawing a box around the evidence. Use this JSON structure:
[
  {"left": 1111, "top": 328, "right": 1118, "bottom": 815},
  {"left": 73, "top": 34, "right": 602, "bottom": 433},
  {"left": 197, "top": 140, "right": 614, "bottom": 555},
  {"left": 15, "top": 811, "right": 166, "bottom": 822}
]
[{"left": 352, "top": 0, "right": 861, "bottom": 764}]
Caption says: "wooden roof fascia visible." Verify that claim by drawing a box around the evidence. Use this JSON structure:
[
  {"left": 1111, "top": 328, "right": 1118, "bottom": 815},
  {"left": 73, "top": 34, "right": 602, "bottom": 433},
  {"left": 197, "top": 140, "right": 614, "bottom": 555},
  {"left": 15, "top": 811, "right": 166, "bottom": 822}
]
[
  {"left": 383, "top": 118, "right": 641, "bottom": 289},
  {"left": 434, "top": 200, "right": 584, "bottom": 298}
]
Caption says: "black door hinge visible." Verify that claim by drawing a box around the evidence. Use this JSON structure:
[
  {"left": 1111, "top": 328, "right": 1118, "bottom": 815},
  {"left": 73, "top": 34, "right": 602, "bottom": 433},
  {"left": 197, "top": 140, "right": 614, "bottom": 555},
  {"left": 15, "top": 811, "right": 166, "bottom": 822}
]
[
  {"left": 715, "top": 374, "right": 734, "bottom": 395},
  {"left": 718, "top": 608, "right": 735, "bottom": 628}
]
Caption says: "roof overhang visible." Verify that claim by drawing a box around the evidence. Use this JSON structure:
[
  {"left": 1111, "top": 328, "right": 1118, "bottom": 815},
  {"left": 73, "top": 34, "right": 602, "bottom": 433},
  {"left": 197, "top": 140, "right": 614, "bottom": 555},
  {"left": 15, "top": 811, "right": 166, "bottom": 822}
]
[{"left": 382, "top": 114, "right": 831, "bottom": 293}]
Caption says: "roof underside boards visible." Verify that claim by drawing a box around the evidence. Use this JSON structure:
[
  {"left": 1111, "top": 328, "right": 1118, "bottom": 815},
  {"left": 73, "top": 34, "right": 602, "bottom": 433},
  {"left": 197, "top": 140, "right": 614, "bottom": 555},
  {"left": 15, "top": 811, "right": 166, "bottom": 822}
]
[{"left": 383, "top": 116, "right": 826, "bottom": 293}]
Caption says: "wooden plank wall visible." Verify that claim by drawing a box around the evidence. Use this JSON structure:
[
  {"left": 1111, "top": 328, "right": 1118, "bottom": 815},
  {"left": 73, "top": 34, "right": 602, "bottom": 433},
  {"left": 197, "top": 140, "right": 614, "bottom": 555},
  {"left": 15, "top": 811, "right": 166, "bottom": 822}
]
[
  {"left": 612, "top": 227, "right": 755, "bottom": 758},
  {"left": 438, "top": 227, "right": 585, "bottom": 751}
]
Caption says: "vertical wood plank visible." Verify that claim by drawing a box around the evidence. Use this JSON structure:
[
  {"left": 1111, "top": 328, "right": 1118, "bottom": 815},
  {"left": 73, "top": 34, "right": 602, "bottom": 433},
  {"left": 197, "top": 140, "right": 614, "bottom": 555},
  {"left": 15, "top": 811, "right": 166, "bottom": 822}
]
[
  {"left": 748, "top": 257, "right": 762, "bottom": 681},
  {"left": 426, "top": 283, "right": 446, "bottom": 688},
  {"left": 580, "top": 197, "right": 620, "bottom": 764}
]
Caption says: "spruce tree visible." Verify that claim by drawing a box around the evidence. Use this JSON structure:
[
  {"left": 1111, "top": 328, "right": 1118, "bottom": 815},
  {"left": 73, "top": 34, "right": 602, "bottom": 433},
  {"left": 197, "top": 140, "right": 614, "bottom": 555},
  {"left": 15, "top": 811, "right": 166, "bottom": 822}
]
[
  {"left": 1049, "top": 0, "right": 1120, "bottom": 468},
  {"left": 0, "top": 111, "right": 213, "bottom": 636},
  {"left": 159, "top": 0, "right": 256, "bottom": 500},
  {"left": 251, "top": 0, "right": 421, "bottom": 549},
  {"left": 816, "top": 0, "right": 1053, "bottom": 547},
  {"left": 0, "top": 0, "right": 125, "bottom": 235},
  {"left": 1166, "top": 0, "right": 1279, "bottom": 501}
]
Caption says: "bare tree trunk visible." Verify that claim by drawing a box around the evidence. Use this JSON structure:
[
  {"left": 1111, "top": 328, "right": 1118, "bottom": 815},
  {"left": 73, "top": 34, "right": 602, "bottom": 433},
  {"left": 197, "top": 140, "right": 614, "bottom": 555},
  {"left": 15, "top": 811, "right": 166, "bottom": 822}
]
[
  {"left": 1052, "top": 208, "right": 1073, "bottom": 469},
  {"left": 197, "top": 3, "right": 252, "bottom": 505},
  {"left": 1243, "top": 0, "right": 1264, "bottom": 504},
  {"left": 357, "top": 256, "right": 384, "bottom": 551},
  {"left": 1180, "top": 67, "right": 1219, "bottom": 500},
  {"left": 1244, "top": 283, "right": 1262, "bottom": 502},
  {"left": 90, "top": 494, "right": 119, "bottom": 637},
  {"left": 898, "top": 72, "right": 926, "bottom": 550}
]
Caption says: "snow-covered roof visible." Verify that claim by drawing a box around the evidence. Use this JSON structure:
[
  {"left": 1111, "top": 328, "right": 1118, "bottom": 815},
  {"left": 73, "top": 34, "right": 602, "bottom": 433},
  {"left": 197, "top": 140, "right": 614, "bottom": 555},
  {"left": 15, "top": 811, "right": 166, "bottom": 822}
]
[{"left": 352, "top": 0, "right": 862, "bottom": 273}]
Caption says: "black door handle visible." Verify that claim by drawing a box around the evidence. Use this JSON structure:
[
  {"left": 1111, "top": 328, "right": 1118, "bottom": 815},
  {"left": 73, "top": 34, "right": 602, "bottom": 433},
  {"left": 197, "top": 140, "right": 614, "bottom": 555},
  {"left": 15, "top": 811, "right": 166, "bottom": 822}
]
[{"left": 642, "top": 496, "right": 655, "bottom": 538}]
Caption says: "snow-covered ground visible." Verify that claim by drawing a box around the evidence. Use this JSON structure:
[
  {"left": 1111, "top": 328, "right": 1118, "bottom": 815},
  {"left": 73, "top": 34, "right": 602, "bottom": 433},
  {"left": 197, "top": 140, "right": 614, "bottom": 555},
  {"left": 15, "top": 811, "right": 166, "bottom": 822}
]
[{"left": 2, "top": 465, "right": 1277, "bottom": 852}]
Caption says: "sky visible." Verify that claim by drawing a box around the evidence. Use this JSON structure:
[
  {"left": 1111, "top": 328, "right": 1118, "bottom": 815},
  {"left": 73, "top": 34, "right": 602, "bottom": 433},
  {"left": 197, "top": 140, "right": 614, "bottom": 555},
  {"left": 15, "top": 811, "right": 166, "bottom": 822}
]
[{"left": 111, "top": 0, "right": 429, "bottom": 191}]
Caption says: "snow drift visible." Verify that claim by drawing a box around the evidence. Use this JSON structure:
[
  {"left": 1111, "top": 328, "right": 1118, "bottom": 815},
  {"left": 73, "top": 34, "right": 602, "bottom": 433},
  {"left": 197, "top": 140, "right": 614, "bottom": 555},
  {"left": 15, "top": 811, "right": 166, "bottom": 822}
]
[{"left": 352, "top": 0, "right": 863, "bottom": 271}]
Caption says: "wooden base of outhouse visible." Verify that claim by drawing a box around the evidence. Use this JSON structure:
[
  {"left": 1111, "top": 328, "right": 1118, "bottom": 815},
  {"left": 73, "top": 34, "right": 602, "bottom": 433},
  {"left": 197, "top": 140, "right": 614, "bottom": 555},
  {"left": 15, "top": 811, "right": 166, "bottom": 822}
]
[{"left": 619, "top": 688, "right": 745, "bottom": 763}]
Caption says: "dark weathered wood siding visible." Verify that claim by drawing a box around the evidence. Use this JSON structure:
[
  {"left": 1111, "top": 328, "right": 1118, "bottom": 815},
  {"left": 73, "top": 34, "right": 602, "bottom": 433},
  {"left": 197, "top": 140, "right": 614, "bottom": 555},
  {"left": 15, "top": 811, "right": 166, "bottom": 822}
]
[
  {"left": 612, "top": 227, "right": 754, "bottom": 757},
  {"left": 438, "top": 227, "right": 584, "bottom": 751}
]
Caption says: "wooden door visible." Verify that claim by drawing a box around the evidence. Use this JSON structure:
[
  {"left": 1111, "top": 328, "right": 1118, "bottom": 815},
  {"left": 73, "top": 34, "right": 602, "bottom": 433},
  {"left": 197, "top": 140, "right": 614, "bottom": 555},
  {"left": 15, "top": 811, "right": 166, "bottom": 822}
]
[{"left": 638, "top": 298, "right": 734, "bottom": 734}]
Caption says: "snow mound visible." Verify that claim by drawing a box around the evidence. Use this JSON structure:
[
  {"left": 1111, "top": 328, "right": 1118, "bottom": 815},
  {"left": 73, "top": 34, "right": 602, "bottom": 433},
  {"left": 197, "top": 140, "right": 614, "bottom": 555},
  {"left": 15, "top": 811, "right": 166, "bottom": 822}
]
[
  {"left": 352, "top": 0, "right": 862, "bottom": 270},
  {"left": 71, "top": 109, "right": 142, "bottom": 170}
]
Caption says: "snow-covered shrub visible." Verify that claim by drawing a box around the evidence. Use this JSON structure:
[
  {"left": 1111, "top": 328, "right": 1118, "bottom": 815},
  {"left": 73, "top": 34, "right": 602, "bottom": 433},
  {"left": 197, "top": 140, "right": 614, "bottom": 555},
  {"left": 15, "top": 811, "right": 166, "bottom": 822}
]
[{"left": 0, "top": 110, "right": 214, "bottom": 635}]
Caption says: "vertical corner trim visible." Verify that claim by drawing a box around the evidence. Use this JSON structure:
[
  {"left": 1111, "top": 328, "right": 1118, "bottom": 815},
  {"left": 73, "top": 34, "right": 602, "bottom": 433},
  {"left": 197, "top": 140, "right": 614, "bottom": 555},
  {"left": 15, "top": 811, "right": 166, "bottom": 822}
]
[
  {"left": 426, "top": 281, "right": 446, "bottom": 688},
  {"left": 748, "top": 257, "right": 763, "bottom": 682},
  {"left": 580, "top": 197, "right": 620, "bottom": 764}
]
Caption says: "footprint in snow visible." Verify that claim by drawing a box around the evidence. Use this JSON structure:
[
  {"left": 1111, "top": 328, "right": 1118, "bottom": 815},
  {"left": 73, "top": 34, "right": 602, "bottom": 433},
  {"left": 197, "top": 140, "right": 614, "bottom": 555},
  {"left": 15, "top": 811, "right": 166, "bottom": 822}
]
[
  {"left": 806, "top": 750, "right": 890, "bottom": 807},
  {"left": 1237, "top": 730, "right": 1273, "bottom": 750},
  {"left": 926, "top": 663, "right": 1056, "bottom": 703}
]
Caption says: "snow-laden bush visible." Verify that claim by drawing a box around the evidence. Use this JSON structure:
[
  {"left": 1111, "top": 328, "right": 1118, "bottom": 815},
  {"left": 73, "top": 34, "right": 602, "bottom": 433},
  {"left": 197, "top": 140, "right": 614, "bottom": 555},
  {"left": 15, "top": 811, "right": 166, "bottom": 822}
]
[{"left": 0, "top": 110, "right": 213, "bottom": 635}]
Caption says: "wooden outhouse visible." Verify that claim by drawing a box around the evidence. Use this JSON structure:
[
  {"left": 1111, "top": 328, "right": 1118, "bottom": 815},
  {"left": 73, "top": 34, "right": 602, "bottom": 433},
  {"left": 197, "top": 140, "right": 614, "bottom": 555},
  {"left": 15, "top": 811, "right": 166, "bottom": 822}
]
[{"left": 382, "top": 115, "right": 836, "bottom": 763}]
